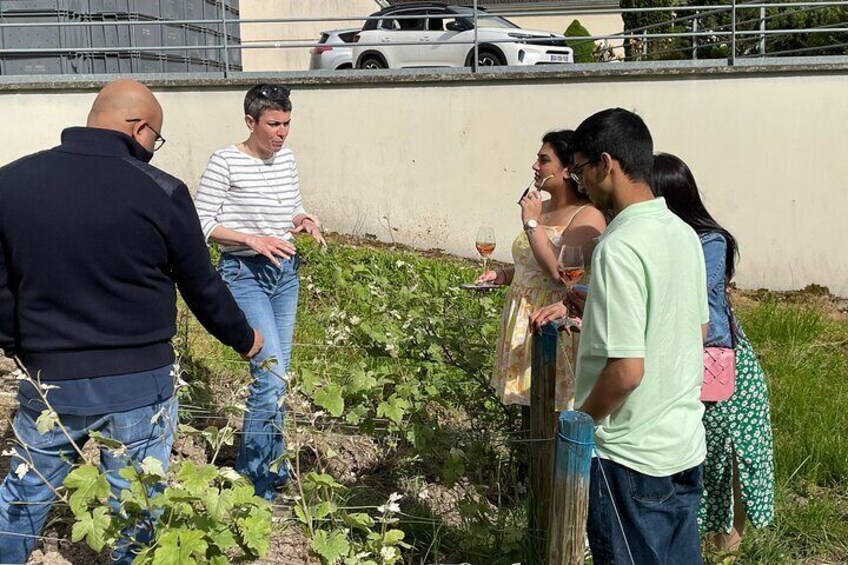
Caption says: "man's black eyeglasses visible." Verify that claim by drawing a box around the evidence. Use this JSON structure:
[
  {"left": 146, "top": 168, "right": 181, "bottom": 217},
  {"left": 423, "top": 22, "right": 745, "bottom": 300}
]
[
  {"left": 125, "top": 118, "right": 166, "bottom": 152},
  {"left": 569, "top": 158, "right": 600, "bottom": 185}
]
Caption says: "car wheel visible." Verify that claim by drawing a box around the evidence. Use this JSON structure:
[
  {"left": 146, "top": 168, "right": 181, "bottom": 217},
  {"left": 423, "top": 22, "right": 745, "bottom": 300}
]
[
  {"left": 478, "top": 49, "right": 505, "bottom": 67},
  {"left": 359, "top": 55, "right": 387, "bottom": 70}
]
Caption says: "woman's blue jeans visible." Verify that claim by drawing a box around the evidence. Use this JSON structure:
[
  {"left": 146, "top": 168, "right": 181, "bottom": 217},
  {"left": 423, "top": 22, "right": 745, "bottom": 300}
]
[{"left": 218, "top": 253, "right": 299, "bottom": 501}]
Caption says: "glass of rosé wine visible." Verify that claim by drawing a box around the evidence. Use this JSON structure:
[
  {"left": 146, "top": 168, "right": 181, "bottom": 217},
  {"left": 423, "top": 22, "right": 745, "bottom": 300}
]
[
  {"left": 475, "top": 227, "right": 496, "bottom": 272},
  {"left": 557, "top": 245, "right": 584, "bottom": 289}
]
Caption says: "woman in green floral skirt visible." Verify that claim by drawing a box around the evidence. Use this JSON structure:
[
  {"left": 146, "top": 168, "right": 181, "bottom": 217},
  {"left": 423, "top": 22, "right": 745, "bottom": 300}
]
[{"left": 653, "top": 153, "right": 775, "bottom": 552}]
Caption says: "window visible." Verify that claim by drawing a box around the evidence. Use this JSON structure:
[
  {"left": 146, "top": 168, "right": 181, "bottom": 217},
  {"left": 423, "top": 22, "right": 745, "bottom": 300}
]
[
  {"left": 428, "top": 17, "right": 444, "bottom": 31},
  {"left": 380, "top": 18, "right": 400, "bottom": 31},
  {"left": 381, "top": 10, "right": 426, "bottom": 31}
]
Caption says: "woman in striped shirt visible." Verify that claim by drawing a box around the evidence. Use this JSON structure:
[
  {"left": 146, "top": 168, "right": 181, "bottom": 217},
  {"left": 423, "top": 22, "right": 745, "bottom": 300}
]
[{"left": 194, "top": 84, "right": 325, "bottom": 500}]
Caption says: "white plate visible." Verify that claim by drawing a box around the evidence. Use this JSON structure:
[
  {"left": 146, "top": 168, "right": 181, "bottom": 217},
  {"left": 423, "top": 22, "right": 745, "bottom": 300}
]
[{"left": 459, "top": 283, "right": 502, "bottom": 292}]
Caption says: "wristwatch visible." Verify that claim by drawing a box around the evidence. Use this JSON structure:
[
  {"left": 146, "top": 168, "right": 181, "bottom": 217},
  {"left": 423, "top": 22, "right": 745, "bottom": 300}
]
[{"left": 523, "top": 219, "right": 539, "bottom": 232}]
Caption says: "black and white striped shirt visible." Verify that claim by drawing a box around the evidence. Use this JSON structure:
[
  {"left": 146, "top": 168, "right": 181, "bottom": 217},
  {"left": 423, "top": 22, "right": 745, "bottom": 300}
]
[{"left": 194, "top": 145, "right": 308, "bottom": 255}]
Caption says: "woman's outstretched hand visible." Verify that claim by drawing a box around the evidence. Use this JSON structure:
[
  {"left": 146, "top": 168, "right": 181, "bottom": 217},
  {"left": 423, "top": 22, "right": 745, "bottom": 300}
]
[
  {"left": 475, "top": 270, "right": 499, "bottom": 285},
  {"left": 290, "top": 218, "right": 327, "bottom": 247},
  {"left": 531, "top": 287, "right": 589, "bottom": 333},
  {"left": 529, "top": 301, "right": 569, "bottom": 332},
  {"left": 474, "top": 271, "right": 507, "bottom": 284}
]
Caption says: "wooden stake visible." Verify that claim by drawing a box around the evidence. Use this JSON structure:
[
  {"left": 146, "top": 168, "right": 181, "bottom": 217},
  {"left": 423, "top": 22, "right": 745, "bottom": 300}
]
[
  {"left": 529, "top": 323, "right": 559, "bottom": 561},
  {"left": 548, "top": 410, "right": 594, "bottom": 564}
]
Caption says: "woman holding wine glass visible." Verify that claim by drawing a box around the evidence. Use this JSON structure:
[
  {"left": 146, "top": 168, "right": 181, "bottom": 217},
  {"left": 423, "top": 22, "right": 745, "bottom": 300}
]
[{"left": 475, "top": 130, "right": 605, "bottom": 412}]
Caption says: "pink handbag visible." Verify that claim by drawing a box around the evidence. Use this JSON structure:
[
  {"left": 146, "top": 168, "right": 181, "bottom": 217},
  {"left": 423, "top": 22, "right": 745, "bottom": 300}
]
[
  {"left": 701, "top": 298, "right": 738, "bottom": 402},
  {"left": 701, "top": 346, "right": 735, "bottom": 402}
]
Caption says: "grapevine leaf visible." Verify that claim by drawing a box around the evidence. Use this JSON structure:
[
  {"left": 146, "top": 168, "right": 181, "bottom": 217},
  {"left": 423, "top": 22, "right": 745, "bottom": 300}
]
[
  {"left": 64, "top": 464, "right": 111, "bottom": 515},
  {"left": 383, "top": 529, "right": 405, "bottom": 545},
  {"left": 314, "top": 383, "right": 345, "bottom": 417},
  {"left": 177, "top": 461, "right": 218, "bottom": 496},
  {"left": 140, "top": 456, "right": 166, "bottom": 479},
  {"left": 35, "top": 409, "right": 59, "bottom": 435},
  {"left": 71, "top": 506, "right": 112, "bottom": 552},
  {"left": 312, "top": 529, "right": 350, "bottom": 563},
  {"left": 239, "top": 512, "right": 272, "bottom": 556}
]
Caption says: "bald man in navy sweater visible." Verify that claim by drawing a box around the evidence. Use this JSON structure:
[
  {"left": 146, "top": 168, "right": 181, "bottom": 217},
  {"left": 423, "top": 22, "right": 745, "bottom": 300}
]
[{"left": 0, "top": 79, "right": 262, "bottom": 564}]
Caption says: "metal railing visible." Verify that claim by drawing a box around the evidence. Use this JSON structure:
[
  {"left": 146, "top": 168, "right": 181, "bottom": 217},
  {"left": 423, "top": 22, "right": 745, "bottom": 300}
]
[{"left": 0, "top": 0, "right": 846, "bottom": 77}]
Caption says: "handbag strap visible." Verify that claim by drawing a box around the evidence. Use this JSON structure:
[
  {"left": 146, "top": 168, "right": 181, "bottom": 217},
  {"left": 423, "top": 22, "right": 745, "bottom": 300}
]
[{"left": 724, "top": 286, "right": 739, "bottom": 349}]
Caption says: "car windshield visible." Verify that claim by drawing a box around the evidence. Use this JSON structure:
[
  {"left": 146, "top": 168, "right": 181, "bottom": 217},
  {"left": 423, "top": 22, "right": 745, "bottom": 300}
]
[{"left": 451, "top": 7, "right": 518, "bottom": 29}]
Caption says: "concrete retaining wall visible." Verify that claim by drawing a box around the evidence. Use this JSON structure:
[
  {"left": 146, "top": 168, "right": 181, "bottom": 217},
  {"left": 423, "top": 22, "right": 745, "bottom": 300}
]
[{"left": 0, "top": 61, "right": 845, "bottom": 294}]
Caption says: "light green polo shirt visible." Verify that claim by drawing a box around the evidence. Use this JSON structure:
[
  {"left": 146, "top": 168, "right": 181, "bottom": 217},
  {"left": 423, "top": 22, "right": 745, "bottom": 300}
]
[{"left": 576, "top": 197, "right": 708, "bottom": 477}]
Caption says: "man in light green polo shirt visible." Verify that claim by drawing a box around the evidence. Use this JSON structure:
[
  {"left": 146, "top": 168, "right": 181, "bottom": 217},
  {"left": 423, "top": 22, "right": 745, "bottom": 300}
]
[
  {"left": 576, "top": 197, "right": 708, "bottom": 479},
  {"left": 565, "top": 109, "right": 708, "bottom": 565}
]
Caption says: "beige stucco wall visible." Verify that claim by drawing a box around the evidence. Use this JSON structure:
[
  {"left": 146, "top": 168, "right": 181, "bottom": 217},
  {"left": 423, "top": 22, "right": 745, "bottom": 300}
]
[
  {"left": 239, "top": 0, "right": 380, "bottom": 72},
  {"left": 0, "top": 71, "right": 844, "bottom": 295}
]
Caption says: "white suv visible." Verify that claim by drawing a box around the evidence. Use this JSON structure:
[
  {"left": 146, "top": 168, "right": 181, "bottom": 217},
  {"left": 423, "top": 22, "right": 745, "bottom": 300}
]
[{"left": 353, "top": 3, "right": 574, "bottom": 69}]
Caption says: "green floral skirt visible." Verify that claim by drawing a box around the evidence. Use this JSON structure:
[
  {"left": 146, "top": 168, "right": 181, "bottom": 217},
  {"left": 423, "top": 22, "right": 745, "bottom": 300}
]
[{"left": 698, "top": 327, "right": 776, "bottom": 533}]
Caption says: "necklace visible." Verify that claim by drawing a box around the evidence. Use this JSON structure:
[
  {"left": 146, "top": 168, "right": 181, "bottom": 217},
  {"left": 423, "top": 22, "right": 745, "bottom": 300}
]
[
  {"left": 258, "top": 161, "right": 282, "bottom": 205},
  {"left": 241, "top": 143, "right": 282, "bottom": 205}
]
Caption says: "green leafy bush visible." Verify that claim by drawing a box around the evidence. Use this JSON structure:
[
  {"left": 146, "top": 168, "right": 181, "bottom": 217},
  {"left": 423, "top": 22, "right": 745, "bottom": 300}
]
[{"left": 564, "top": 20, "right": 596, "bottom": 63}]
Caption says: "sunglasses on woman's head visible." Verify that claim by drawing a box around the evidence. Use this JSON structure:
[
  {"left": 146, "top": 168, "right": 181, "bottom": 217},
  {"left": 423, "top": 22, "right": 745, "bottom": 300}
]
[{"left": 257, "top": 85, "right": 291, "bottom": 101}]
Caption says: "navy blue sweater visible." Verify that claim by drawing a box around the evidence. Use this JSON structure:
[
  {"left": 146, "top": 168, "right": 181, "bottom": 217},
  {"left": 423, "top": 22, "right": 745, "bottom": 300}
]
[{"left": 0, "top": 127, "right": 254, "bottom": 380}]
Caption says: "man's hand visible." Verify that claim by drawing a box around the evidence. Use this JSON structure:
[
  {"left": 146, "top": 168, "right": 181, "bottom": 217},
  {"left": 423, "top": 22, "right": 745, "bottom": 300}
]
[
  {"left": 290, "top": 218, "right": 327, "bottom": 247},
  {"left": 244, "top": 235, "right": 296, "bottom": 266},
  {"left": 563, "top": 287, "right": 588, "bottom": 318},
  {"left": 243, "top": 328, "right": 264, "bottom": 360},
  {"left": 530, "top": 301, "right": 569, "bottom": 332}
]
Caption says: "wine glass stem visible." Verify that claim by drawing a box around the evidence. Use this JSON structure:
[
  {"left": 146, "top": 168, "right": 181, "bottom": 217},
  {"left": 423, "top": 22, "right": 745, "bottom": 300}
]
[{"left": 483, "top": 257, "right": 488, "bottom": 272}]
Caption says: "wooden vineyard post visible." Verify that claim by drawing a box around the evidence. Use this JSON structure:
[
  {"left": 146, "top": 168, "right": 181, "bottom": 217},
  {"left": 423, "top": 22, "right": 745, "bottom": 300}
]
[
  {"left": 548, "top": 410, "right": 594, "bottom": 564},
  {"left": 528, "top": 323, "right": 559, "bottom": 560}
]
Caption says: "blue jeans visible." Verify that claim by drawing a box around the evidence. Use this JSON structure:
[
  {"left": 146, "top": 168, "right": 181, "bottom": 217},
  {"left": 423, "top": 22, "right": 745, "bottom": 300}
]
[
  {"left": 587, "top": 458, "right": 704, "bottom": 565},
  {"left": 218, "top": 253, "right": 299, "bottom": 501},
  {"left": 0, "top": 396, "right": 178, "bottom": 564}
]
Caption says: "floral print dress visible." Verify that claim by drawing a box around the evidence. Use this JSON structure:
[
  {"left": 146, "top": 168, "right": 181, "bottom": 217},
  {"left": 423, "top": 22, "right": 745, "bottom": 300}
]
[
  {"left": 491, "top": 208, "right": 588, "bottom": 411},
  {"left": 699, "top": 323, "right": 776, "bottom": 532},
  {"left": 697, "top": 232, "right": 775, "bottom": 533}
]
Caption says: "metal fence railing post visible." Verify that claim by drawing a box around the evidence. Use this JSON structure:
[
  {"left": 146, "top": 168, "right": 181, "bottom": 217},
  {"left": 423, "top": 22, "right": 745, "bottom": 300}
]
[
  {"left": 759, "top": 5, "right": 767, "bottom": 56},
  {"left": 692, "top": 11, "right": 699, "bottom": 60},
  {"left": 730, "top": 0, "right": 737, "bottom": 65},
  {"left": 472, "top": 0, "right": 479, "bottom": 72},
  {"left": 222, "top": 1, "right": 230, "bottom": 77}
]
